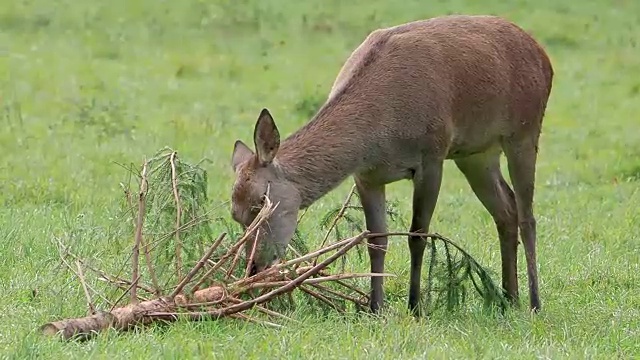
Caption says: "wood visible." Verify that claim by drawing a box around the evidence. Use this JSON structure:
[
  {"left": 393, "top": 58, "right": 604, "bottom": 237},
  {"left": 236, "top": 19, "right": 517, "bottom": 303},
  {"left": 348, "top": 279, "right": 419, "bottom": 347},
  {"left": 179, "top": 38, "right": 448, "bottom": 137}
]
[{"left": 40, "top": 231, "right": 394, "bottom": 341}]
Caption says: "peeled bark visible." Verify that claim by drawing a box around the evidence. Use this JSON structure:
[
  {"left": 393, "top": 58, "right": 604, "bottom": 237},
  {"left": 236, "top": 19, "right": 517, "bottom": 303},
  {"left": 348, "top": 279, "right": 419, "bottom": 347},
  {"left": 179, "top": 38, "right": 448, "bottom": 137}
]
[{"left": 41, "top": 286, "right": 226, "bottom": 340}]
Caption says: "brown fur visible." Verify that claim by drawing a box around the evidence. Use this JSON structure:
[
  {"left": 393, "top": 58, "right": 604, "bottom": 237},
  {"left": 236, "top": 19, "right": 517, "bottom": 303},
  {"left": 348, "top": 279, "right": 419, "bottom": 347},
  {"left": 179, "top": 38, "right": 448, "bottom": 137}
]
[{"left": 230, "top": 15, "right": 554, "bottom": 314}]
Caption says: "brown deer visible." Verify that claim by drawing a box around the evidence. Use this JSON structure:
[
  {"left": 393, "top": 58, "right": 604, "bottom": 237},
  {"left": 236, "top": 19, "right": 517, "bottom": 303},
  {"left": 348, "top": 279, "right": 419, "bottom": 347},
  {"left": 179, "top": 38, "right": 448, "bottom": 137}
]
[{"left": 229, "top": 14, "right": 553, "bottom": 315}]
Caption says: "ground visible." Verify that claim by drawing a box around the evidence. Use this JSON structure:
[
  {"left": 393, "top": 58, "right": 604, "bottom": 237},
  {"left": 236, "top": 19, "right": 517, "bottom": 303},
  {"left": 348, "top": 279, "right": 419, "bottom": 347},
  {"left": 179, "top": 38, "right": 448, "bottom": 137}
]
[{"left": 1, "top": 0, "right": 639, "bottom": 359}]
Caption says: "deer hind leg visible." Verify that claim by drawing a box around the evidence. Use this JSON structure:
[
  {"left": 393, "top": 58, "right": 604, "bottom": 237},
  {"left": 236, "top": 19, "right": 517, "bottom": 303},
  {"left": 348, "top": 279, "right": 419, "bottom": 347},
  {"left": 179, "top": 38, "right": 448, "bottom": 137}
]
[
  {"left": 354, "top": 178, "right": 388, "bottom": 313},
  {"left": 503, "top": 136, "right": 541, "bottom": 312},
  {"left": 454, "top": 150, "right": 520, "bottom": 305},
  {"left": 408, "top": 160, "right": 444, "bottom": 317}
]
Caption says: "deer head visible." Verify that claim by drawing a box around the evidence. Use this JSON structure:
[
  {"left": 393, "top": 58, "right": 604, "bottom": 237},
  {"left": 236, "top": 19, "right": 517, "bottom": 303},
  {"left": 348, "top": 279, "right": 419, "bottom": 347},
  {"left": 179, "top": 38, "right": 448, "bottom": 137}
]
[{"left": 230, "top": 109, "right": 301, "bottom": 274}]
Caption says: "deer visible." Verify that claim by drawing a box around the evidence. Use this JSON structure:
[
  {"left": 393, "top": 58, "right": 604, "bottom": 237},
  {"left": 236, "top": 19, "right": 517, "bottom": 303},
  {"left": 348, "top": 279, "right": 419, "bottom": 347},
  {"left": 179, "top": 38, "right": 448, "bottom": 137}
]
[{"left": 229, "top": 14, "right": 553, "bottom": 315}]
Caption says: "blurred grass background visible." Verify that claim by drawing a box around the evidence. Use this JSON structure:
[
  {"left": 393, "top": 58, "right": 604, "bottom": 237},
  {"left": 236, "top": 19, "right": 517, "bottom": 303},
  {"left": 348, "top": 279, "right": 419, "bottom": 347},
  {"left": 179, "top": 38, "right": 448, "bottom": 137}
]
[{"left": 1, "top": 0, "right": 639, "bottom": 358}]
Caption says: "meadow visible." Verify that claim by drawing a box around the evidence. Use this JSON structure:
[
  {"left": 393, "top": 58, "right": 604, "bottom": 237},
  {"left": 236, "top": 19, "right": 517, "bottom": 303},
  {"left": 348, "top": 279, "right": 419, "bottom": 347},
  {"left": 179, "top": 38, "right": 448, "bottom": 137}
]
[{"left": 1, "top": 0, "right": 639, "bottom": 358}]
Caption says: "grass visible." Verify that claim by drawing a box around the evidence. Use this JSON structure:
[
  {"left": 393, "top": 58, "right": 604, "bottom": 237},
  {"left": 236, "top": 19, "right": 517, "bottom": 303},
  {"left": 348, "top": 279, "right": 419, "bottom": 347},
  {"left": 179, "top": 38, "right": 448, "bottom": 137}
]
[{"left": 1, "top": 0, "right": 639, "bottom": 358}]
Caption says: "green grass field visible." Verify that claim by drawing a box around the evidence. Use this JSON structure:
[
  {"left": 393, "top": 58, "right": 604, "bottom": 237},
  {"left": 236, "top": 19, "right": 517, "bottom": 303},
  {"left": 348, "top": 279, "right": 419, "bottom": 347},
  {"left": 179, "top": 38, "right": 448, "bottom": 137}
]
[{"left": 2, "top": 0, "right": 639, "bottom": 358}]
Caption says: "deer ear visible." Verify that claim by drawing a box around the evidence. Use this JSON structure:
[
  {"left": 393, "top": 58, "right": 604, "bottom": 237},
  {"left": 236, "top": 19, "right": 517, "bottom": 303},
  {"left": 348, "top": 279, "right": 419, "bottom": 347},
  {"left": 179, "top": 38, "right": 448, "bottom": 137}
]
[
  {"left": 253, "top": 108, "right": 280, "bottom": 166},
  {"left": 232, "top": 140, "right": 254, "bottom": 171}
]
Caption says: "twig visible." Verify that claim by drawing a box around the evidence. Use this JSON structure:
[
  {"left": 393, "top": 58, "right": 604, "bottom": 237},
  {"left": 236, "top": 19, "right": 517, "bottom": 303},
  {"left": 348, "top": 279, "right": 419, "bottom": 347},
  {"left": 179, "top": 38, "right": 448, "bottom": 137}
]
[
  {"left": 131, "top": 160, "right": 149, "bottom": 304},
  {"left": 232, "top": 272, "right": 394, "bottom": 293},
  {"left": 75, "top": 260, "right": 96, "bottom": 315},
  {"left": 365, "top": 231, "right": 472, "bottom": 260},
  {"left": 97, "top": 278, "right": 150, "bottom": 302},
  {"left": 297, "top": 208, "right": 309, "bottom": 224},
  {"left": 244, "top": 229, "right": 260, "bottom": 279},
  {"left": 334, "top": 279, "right": 369, "bottom": 299},
  {"left": 55, "top": 241, "right": 114, "bottom": 307},
  {"left": 282, "top": 236, "right": 356, "bottom": 268},
  {"left": 122, "top": 179, "right": 136, "bottom": 227},
  {"left": 87, "top": 268, "right": 155, "bottom": 296},
  {"left": 299, "top": 286, "right": 343, "bottom": 312},
  {"left": 145, "top": 211, "right": 215, "bottom": 251},
  {"left": 316, "top": 184, "right": 357, "bottom": 253},
  {"left": 171, "top": 233, "right": 227, "bottom": 298},
  {"left": 225, "top": 241, "right": 245, "bottom": 280},
  {"left": 225, "top": 297, "right": 299, "bottom": 324},
  {"left": 192, "top": 196, "right": 278, "bottom": 291},
  {"left": 308, "top": 283, "right": 368, "bottom": 306},
  {"left": 169, "top": 151, "right": 183, "bottom": 282},
  {"left": 229, "top": 235, "right": 355, "bottom": 288},
  {"left": 65, "top": 253, "right": 155, "bottom": 297},
  {"left": 157, "top": 231, "right": 369, "bottom": 319},
  {"left": 110, "top": 275, "right": 141, "bottom": 312},
  {"left": 240, "top": 183, "right": 270, "bottom": 279},
  {"left": 205, "top": 262, "right": 239, "bottom": 282},
  {"left": 287, "top": 244, "right": 303, "bottom": 259},
  {"left": 195, "top": 234, "right": 247, "bottom": 290},
  {"left": 141, "top": 235, "right": 161, "bottom": 296}
]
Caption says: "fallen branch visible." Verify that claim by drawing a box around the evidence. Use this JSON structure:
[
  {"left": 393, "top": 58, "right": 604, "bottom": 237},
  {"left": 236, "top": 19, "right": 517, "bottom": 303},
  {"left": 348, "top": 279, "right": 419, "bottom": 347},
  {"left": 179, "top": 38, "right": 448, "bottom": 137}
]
[{"left": 41, "top": 231, "right": 392, "bottom": 341}]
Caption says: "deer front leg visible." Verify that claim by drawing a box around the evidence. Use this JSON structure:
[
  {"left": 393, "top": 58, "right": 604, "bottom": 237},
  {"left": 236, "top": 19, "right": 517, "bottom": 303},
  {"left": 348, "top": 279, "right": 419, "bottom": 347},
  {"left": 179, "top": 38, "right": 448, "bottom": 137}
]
[
  {"left": 355, "top": 178, "right": 388, "bottom": 313},
  {"left": 408, "top": 160, "right": 444, "bottom": 317}
]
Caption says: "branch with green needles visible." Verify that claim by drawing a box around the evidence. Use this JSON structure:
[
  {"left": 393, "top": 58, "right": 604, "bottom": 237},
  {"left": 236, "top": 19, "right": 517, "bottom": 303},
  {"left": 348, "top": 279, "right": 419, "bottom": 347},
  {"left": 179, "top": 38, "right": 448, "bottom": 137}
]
[{"left": 313, "top": 184, "right": 509, "bottom": 315}]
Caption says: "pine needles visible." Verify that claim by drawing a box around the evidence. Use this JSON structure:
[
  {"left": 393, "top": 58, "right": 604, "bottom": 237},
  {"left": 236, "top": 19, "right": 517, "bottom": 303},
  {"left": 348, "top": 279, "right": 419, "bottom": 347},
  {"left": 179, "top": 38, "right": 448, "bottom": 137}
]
[
  {"left": 116, "top": 147, "right": 218, "bottom": 296},
  {"left": 319, "top": 187, "right": 509, "bottom": 316}
]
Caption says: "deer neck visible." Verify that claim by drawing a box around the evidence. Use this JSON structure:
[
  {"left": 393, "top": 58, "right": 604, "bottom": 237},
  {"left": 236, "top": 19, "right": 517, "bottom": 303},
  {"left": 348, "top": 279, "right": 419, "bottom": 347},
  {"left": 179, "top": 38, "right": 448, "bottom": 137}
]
[{"left": 275, "top": 101, "right": 371, "bottom": 209}]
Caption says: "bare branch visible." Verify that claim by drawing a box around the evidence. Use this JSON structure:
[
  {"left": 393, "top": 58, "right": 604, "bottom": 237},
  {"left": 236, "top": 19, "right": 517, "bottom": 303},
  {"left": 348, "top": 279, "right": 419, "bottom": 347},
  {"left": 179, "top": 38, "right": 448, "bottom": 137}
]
[
  {"left": 169, "top": 151, "right": 183, "bottom": 281},
  {"left": 170, "top": 233, "right": 226, "bottom": 298},
  {"left": 192, "top": 196, "right": 278, "bottom": 291},
  {"left": 317, "top": 184, "right": 356, "bottom": 252},
  {"left": 75, "top": 260, "right": 96, "bottom": 315},
  {"left": 244, "top": 229, "right": 260, "bottom": 279},
  {"left": 141, "top": 235, "right": 161, "bottom": 296},
  {"left": 131, "top": 159, "right": 149, "bottom": 304},
  {"left": 111, "top": 275, "right": 141, "bottom": 312},
  {"left": 55, "top": 240, "right": 114, "bottom": 307}
]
